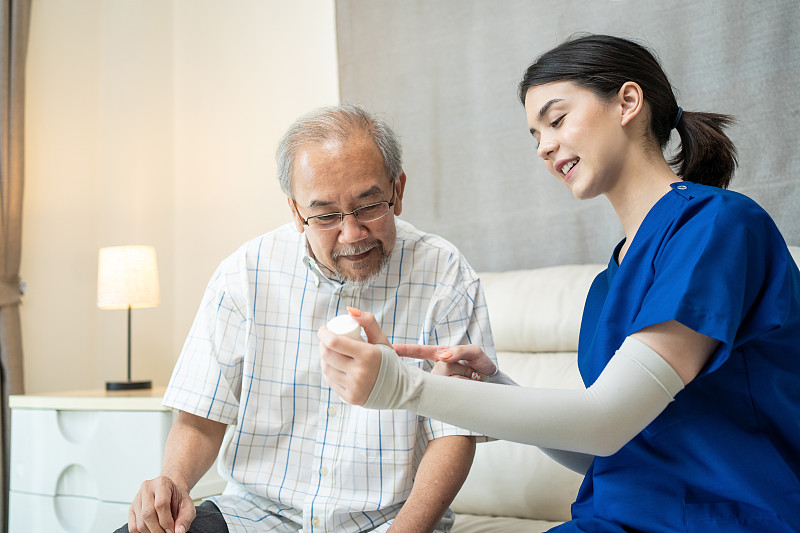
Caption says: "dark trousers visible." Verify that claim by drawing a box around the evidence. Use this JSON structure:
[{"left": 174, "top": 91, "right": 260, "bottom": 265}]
[{"left": 114, "top": 500, "right": 228, "bottom": 533}]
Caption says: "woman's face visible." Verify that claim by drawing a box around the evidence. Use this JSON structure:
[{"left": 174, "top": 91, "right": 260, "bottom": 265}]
[{"left": 524, "top": 81, "right": 632, "bottom": 200}]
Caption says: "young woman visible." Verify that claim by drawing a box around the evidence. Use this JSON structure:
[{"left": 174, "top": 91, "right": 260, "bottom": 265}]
[{"left": 318, "top": 34, "right": 800, "bottom": 532}]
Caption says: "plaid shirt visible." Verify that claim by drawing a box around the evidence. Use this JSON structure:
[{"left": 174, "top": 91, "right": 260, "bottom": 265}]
[{"left": 163, "top": 219, "right": 496, "bottom": 532}]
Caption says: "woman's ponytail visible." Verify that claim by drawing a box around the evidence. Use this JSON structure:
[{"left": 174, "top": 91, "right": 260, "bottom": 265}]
[{"left": 670, "top": 111, "right": 738, "bottom": 189}]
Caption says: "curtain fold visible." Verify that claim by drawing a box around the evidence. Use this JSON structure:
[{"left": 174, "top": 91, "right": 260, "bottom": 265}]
[{"left": 1, "top": 0, "right": 32, "bottom": 530}]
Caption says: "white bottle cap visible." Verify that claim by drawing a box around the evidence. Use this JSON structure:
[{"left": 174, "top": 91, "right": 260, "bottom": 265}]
[{"left": 327, "top": 314, "right": 363, "bottom": 341}]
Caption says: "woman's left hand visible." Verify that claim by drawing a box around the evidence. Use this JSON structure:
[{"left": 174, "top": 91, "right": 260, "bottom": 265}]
[{"left": 318, "top": 309, "right": 390, "bottom": 405}]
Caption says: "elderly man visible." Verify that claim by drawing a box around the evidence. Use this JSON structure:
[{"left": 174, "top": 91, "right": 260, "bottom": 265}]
[{"left": 121, "top": 104, "right": 496, "bottom": 533}]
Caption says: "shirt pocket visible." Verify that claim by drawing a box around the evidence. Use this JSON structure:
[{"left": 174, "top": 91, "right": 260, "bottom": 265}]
[
  {"left": 339, "top": 409, "right": 418, "bottom": 502},
  {"left": 351, "top": 409, "right": 417, "bottom": 464}
]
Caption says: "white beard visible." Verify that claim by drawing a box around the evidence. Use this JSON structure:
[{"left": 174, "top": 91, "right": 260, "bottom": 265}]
[{"left": 338, "top": 251, "right": 390, "bottom": 289}]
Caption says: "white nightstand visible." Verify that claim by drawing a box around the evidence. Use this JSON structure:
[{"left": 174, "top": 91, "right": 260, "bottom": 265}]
[{"left": 8, "top": 388, "right": 226, "bottom": 533}]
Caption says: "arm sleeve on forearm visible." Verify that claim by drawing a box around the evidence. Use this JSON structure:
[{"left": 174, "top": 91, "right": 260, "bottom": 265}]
[
  {"left": 485, "top": 370, "right": 588, "bottom": 472},
  {"left": 482, "top": 368, "right": 518, "bottom": 385},
  {"left": 538, "top": 447, "right": 595, "bottom": 474},
  {"left": 365, "top": 337, "right": 685, "bottom": 456},
  {"left": 484, "top": 368, "right": 590, "bottom": 472}
]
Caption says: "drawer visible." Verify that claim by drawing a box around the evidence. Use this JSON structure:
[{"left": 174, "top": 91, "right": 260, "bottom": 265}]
[
  {"left": 9, "top": 490, "right": 129, "bottom": 533},
  {"left": 11, "top": 408, "right": 171, "bottom": 501}
]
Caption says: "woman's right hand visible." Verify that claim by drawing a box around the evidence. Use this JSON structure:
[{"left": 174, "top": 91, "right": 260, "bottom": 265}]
[{"left": 394, "top": 343, "right": 498, "bottom": 378}]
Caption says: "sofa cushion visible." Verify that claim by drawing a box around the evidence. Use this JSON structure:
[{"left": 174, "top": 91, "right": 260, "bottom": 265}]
[
  {"left": 450, "top": 350, "right": 585, "bottom": 522},
  {"left": 449, "top": 265, "right": 604, "bottom": 522},
  {"left": 452, "top": 513, "right": 562, "bottom": 533},
  {"left": 479, "top": 265, "right": 604, "bottom": 353}
]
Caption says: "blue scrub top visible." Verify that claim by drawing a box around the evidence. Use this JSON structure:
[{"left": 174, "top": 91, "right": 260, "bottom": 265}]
[{"left": 553, "top": 182, "right": 800, "bottom": 533}]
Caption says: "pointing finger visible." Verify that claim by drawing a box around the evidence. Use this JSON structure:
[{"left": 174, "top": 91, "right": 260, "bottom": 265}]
[{"left": 392, "top": 343, "right": 447, "bottom": 360}]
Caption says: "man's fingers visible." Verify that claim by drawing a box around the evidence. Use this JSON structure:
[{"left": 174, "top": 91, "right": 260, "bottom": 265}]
[
  {"left": 174, "top": 494, "right": 196, "bottom": 533},
  {"left": 152, "top": 489, "right": 176, "bottom": 533},
  {"left": 392, "top": 343, "right": 444, "bottom": 360},
  {"left": 128, "top": 506, "right": 138, "bottom": 533},
  {"left": 132, "top": 477, "right": 184, "bottom": 533}
]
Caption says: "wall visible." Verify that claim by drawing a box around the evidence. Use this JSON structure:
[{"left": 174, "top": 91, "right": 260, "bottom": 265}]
[
  {"left": 337, "top": 0, "right": 800, "bottom": 272},
  {"left": 22, "top": 0, "right": 339, "bottom": 393}
]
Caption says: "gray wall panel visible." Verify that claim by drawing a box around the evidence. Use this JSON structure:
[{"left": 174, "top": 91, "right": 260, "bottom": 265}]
[{"left": 337, "top": 0, "right": 799, "bottom": 271}]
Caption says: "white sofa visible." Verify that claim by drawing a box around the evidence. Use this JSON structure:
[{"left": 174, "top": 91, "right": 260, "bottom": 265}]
[
  {"left": 450, "top": 246, "right": 800, "bottom": 532},
  {"left": 450, "top": 263, "right": 604, "bottom": 532}
]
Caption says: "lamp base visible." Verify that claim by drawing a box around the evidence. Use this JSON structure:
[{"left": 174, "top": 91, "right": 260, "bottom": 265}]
[{"left": 106, "top": 380, "right": 152, "bottom": 391}]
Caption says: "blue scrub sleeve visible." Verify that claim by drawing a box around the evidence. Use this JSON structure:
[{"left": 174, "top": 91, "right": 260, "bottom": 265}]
[{"left": 630, "top": 195, "right": 790, "bottom": 376}]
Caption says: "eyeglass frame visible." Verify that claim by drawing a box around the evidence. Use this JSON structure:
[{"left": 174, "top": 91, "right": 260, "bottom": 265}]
[{"left": 291, "top": 184, "right": 397, "bottom": 231}]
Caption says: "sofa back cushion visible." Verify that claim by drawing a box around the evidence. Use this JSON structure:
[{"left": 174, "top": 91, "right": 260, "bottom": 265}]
[
  {"left": 450, "top": 264, "right": 603, "bottom": 521},
  {"left": 479, "top": 264, "right": 604, "bottom": 353}
]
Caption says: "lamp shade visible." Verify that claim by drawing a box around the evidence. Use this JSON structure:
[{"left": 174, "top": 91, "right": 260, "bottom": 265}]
[{"left": 97, "top": 245, "right": 160, "bottom": 310}]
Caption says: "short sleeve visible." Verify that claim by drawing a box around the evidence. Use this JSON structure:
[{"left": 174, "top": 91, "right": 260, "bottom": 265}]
[
  {"left": 163, "top": 258, "right": 247, "bottom": 424},
  {"left": 421, "top": 266, "right": 497, "bottom": 441},
  {"left": 630, "top": 193, "right": 790, "bottom": 375}
]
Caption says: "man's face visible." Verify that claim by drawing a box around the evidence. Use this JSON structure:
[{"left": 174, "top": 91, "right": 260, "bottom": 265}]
[{"left": 289, "top": 134, "right": 405, "bottom": 284}]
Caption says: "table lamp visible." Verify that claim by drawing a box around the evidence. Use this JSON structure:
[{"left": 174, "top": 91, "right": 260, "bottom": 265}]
[{"left": 97, "top": 245, "right": 160, "bottom": 391}]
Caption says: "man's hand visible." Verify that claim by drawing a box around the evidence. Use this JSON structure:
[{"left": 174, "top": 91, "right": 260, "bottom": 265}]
[
  {"left": 128, "top": 475, "right": 194, "bottom": 533},
  {"left": 127, "top": 412, "right": 227, "bottom": 533}
]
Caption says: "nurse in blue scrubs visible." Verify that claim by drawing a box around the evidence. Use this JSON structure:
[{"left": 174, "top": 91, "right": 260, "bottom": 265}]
[{"left": 318, "top": 34, "right": 800, "bottom": 532}]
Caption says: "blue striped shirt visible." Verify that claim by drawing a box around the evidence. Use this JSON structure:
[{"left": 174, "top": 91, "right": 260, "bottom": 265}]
[{"left": 163, "top": 219, "right": 496, "bottom": 532}]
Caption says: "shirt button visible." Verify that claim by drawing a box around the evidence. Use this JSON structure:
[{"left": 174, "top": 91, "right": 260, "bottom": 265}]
[
  {"left": 677, "top": 184, "right": 687, "bottom": 190},
  {"left": 327, "top": 406, "right": 336, "bottom": 416},
  {"left": 320, "top": 466, "right": 328, "bottom": 476},
  {"left": 312, "top": 517, "right": 321, "bottom": 527}
]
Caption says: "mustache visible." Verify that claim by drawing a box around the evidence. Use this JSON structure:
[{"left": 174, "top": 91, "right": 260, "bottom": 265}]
[{"left": 332, "top": 241, "right": 379, "bottom": 260}]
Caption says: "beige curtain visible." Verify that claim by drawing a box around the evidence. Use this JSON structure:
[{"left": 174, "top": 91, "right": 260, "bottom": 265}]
[{"left": 1, "top": 0, "right": 31, "bottom": 530}]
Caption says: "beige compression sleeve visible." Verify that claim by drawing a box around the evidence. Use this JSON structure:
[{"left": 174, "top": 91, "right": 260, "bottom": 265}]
[{"left": 364, "top": 337, "right": 684, "bottom": 456}]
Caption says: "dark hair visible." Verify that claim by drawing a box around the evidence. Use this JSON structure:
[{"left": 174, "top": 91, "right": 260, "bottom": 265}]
[{"left": 518, "top": 34, "right": 737, "bottom": 189}]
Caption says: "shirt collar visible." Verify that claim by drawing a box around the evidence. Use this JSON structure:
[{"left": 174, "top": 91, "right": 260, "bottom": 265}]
[
  {"left": 302, "top": 239, "right": 345, "bottom": 288},
  {"left": 670, "top": 181, "right": 694, "bottom": 200}
]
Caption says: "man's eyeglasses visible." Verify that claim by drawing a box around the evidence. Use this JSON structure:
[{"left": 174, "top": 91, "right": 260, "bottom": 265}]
[{"left": 293, "top": 188, "right": 396, "bottom": 231}]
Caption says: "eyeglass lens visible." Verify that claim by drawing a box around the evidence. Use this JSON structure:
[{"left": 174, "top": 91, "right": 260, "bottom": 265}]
[{"left": 310, "top": 201, "right": 391, "bottom": 229}]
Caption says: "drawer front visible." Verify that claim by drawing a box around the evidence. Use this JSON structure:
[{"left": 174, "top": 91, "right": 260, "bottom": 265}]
[
  {"left": 9, "top": 490, "right": 130, "bottom": 533},
  {"left": 11, "top": 408, "right": 172, "bottom": 501}
]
